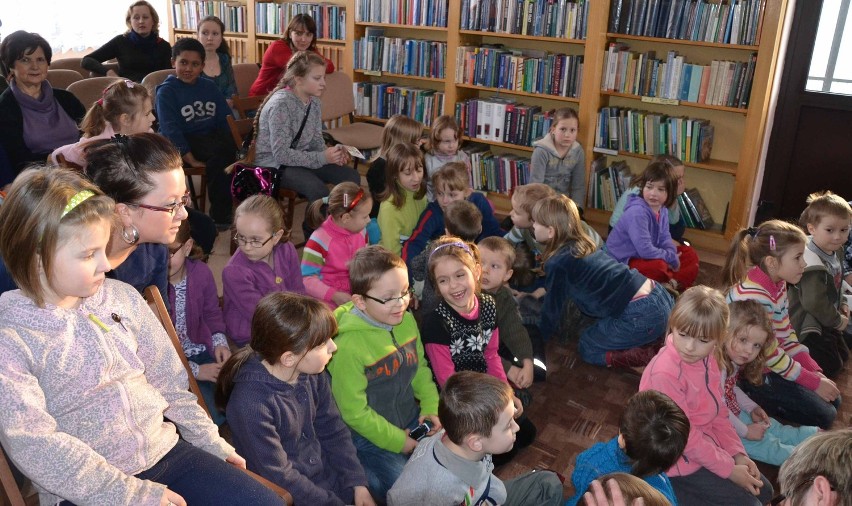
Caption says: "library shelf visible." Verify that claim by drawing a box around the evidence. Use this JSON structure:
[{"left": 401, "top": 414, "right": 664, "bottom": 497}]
[
  {"left": 462, "top": 136, "right": 534, "bottom": 153},
  {"left": 591, "top": 148, "right": 738, "bottom": 175},
  {"left": 600, "top": 91, "right": 749, "bottom": 115},
  {"left": 458, "top": 30, "right": 586, "bottom": 45},
  {"left": 353, "top": 70, "right": 446, "bottom": 83},
  {"left": 456, "top": 83, "right": 580, "bottom": 103},
  {"left": 355, "top": 22, "right": 447, "bottom": 31},
  {"left": 605, "top": 33, "right": 759, "bottom": 51}
]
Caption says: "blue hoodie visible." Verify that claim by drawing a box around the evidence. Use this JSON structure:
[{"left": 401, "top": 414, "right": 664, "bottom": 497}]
[
  {"left": 606, "top": 193, "right": 678, "bottom": 269},
  {"left": 155, "top": 74, "right": 230, "bottom": 154}
]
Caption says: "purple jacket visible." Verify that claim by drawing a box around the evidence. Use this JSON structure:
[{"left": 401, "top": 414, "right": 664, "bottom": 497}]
[
  {"left": 606, "top": 194, "right": 678, "bottom": 268},
  {"left": 223, "top": 242, "right": 306, "bottom": 346},
  {"left": 168, "top": 258, "right": 226, "bottom": 354}
]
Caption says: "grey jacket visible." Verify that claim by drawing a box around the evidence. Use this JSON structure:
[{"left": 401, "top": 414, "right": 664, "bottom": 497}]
[
  {"left": 530, "top": 134, "right": 586, "bottom": 205},
  {"left": 254, "top": 89, "right": 327, "bottom": 169}
]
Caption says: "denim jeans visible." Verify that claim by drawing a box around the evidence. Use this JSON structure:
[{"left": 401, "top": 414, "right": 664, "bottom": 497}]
[
  {"left": 60, "top": 439, "right": 284, "bottom": 505},
  {"left": 670, "top": 467, "right": 773, "bottom": 506},
  {"left": 579, "top": 282, "right": 674, "bottom": 365},
  {"left": 278, "top": 163, "right": 361, "bottom": 202},
  {"left": 350, "top": 416, "right": 419, "bottom": 503},
  {"left": 738, "top": 372, "right": 840, "bottom": 429}
]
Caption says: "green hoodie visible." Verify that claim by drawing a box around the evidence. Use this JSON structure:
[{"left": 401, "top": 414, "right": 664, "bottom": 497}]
[{"left": 328, "top": 302, "right": 439, "bottom": 453}]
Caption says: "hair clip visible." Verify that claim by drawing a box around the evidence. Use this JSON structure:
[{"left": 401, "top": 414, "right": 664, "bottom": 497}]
[
  {"left": 769, "top": 235, "right": 776, "bottom": 251},
  {"left": 429, "top": 241, "right": 473, "bottom": 260},
  {"left": 110, "top": 134, "right": 130, "bottom": 145},
  {"left": 61, "top": 190, "right": 95, "bottom": 218},
  {"left": 746, "top": 227, "right": 759, "bottom": 238},
  {"left": 96, "top": 98, "right": 104, "bottom": 106},
  {"left": 346, "top": 188, "right": 364, "bottom": 212},
  {"left": 123, "top": 79, "right": 135, "bottom": 88}
]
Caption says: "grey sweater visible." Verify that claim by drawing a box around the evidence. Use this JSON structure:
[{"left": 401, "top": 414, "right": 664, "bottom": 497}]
[
  {"left": 254, "top": 89, "right": 327, "bottom": 169},
  {"left": 530, "top": 134, "right": 586, "bottom": 205}
]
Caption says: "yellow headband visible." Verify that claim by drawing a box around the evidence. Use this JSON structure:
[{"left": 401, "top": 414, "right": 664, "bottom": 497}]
[{"left": 61, "top": 190, "right": 95, "bottom": 218}]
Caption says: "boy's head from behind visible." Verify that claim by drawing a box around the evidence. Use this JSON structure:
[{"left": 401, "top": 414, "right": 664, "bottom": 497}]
[
  {"left": 510, "top": 183, "right": 555, "bottom": 229},
  {"left": 171, "top": 38, "right": 205, "bottom": 84},
  {"left": 444, "top": 200, "right": 482, "bottom": 242},
  {"left": 440, "top": 371, "right": 518, "bottom": 456},
  {"left": 619, "top": 390, "right": 689, "bottom": 477},
  {"left": 350, "top": 245, "right": 411, "bottom": 327},
  {"left": 433, "top": 162, "right": 472, "bottom": 211},
  {"left": 479, "top": 236, "right": 515, "bottom": 292}
]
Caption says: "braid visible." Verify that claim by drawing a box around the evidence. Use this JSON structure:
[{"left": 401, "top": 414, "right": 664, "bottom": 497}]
[{"left": 250, "top": 78, "right": 289, "bottom": 160}]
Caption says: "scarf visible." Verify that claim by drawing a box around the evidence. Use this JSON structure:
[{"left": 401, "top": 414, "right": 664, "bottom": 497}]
[
  {"left": 11, "top": 80, "right": 79, "bottom": 155},
  {"left": 127, "top": 30, "right": 160, "bottom": 50}
]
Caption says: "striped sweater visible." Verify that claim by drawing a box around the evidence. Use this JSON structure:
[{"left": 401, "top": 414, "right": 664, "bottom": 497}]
[
  {"left": 726, "top": 266, "right": 822, "bottom": 391},
  {"left": 301, "top": 215, "right": 367, "bottom": 307}
]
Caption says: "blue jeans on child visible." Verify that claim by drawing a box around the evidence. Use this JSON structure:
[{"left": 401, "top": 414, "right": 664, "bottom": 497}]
[
  {"left": 737, "top": 411, "right": 818, "bottom": 466},
  {"left": 60, "top": 439, "right": 284, "bottom": 505},
  {"left": 278, "top": 163, "right": 361, "bottom": 202},
  {"left": 738, "top": 372, "right": 840, "bottom": 429},
  {"left": 351, "top": 416, "right": 420, "bottom": 503},
  {"left": 579, "top": 282, "right": 674, "bottom": 365},
  {"left": 189, "top": 353, "right": 226, "bottom": 426}
]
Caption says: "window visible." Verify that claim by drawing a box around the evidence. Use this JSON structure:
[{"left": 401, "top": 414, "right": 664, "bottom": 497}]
[{"left": 807, "top": 0, "right": 852, "bottom": 95}]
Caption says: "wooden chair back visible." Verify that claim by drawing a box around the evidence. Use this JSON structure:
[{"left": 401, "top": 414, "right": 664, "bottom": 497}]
[
  {"left": 46, "top": 69, "right": 84, "bottom": 90},
  {"left": 66, "top": 77, "right": 123, "bottom": 110},
  {"left": 232, "top": 63, "right": 260, "bottom": 99},
  {"left": 0, "top": 443, "right": 35, "bottom": 506},
  {"left": 49, "top": 57, "right": 88, "bottom": 79},
  {"left": 232, "top": 94, "right": 265, "bottom": 119},
  {"left": 141, "top": 69, "right": 175, "bottom": 101}
]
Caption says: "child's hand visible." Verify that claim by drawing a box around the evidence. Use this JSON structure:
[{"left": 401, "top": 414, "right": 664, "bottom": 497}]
[
  {"left": 729, "top": 464, "right": 762, "bottom": 495},
  {"left": 332, "top": 291, "right": 352, "bottom": 306},
  {"left": 512, "top": 395, "right": 524, "bottom": 418},
  {"left": 734, "top": 453, "right": 760, "bottom": 479},
  {"left": 744, "top": 423, "right": 767, "bottom": 441},
  {"left": 214, "top": 345, "right": 231, "bottom": 364},
  {"left": 226, "top": 453, "right": 247, "bottom": 469},
  {"left": 422, "top": 414, "right": 442, "bottom": 435},
  {"left": 353, "top": 485, "right": 376, "bottom": 506},
  {"left": 160, "top": 489, "right": 187, "bottom": 506},
  {"left": 401, "top": 433, "right": 418, "bottom": 454},
  {"left": 531, "top": 287, "right": 546, "bottom": 300},
  {"left": 816, "top": 376, "right": 840, "bottom": 402},
  {"left": 750, "top": 407, "right": 770, "bottom": 426},
  {"left": 324, "top": 145, "right": 347, "bottom": 165},
  {"left": 510, "top": 288, "right": 525, "bottom": 299},
  {"left": 197, "top": 362, "right": 222, "bottom": 382},
  {"left": 582, "top": 479, "right": 645, "bottom": 506},
  {"left": 182, "top": 152, "right": 205, "bottom": 168},
  {"left": 508, "top": 360, "right": 534, "bottom": 389},
  {"left": 409, "top": 294, "right": 420, "bottom": 311}
]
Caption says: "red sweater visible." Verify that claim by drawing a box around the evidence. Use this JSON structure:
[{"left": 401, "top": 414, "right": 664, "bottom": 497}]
[{"left": 249, "top": 40, "right": 335, "bottom": 96}]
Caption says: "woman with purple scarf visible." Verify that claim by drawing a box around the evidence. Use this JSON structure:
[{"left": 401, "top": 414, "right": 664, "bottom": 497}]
[
  {"left": 82, "top": 0, "right": 172, "bottom": 83},
  {"left": 0, "top": 31, "right": 85, "bottom": 180}
]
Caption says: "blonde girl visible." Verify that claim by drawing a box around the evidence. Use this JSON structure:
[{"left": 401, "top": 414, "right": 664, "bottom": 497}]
[
  {"left": 301, "top": 183, "right": 373, "bottom": 308},
  {"left": 424, "top": 115, "right": 467, "bottom": 201},
  {"left": 0, "top": 168, "right": 281, "bottom": 505},
  {"left": 717, "top": 300, "right": 818, "bottom": 466},
  {"left": 367, "top": 114, "right": 424, "bottom": 218},
  {"left": 530, "top": 107, "right": 585, "bottom": 204},
  {"left": 223, "top": 194, "right": 306, "bottom": 346},
  {"left": 723, "top": 219, "right": 840, "bottom": 429},
  {"left": 51, "top": 79, "right": 154, "bottom": 166},
  {"left": 217, "top": 293, "right": 374, "bottom": 506},
  {"left": 253, "top": 51, "right": 360, "bottom": 203},
  {"left": 640, "top": 286, "right": 773, "bottom": 506},
  {"left": 377, "top": 142, "right": 427, "bottom": 255},
  {"left": 197, "top": 15, "right": 237, "bottom": 107},
  {"left": 533, "top": 194, "right": 673, "bottom": 368}
]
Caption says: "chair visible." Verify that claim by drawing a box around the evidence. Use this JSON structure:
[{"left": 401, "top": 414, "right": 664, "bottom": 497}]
[
  {"left": 232, "top": 62, "right": 260, "bottom": 99},
  {"left": 49, "top": 57, "right": 88, "bottom": 79},
  {"left": 66, "top": 76, "right": 123, "bottom": 110},
  {"left": 320, "top": 71, "right": 384, "bottom": 171},
  {"left": 0, "top": 444, "right": 36, "bottom": 506},
  {"left": 232, "top": 94, "right": 265, "bottom": 119},
  {"left": 141, "top": 69, "right": 175, "bottom": 99},
  {"left": 184, "top": 165, "right": 207, "bottom": 213},
  {"left": 45, "top": 69, "right": 84, "bottom": 90},
  {"left": 142, "top": 286, "right": 294, "bottom": 506}
]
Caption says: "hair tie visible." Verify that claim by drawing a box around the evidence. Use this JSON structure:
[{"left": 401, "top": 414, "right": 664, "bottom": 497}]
[
  {"left": 429, "top": 241, "right": 473, "bottom": 260},
  {"left": 769, "top": 235, "right": 776, "bottom": 251},
  {"left": 110, "top": 134, "right": 130, "bottom": 145},
  {"left": 345, "top": 188, "right": 365, "bottom": 212},
  {"left": 746, "top": 227, "right": 759, "bottom": 238},
  {"left": 123, "top": 79, "right": 135, "bottom": 88},
  {"left": 61, "top": 190, "right": 95, "bottom": 218},
  {"left": 96, "top": 98, "right": 104, "bottom": 106}
]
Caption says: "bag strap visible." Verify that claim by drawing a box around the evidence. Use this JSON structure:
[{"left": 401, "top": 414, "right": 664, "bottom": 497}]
[{"left": 290, "top": 100, "right": 312, "bottom": 150}]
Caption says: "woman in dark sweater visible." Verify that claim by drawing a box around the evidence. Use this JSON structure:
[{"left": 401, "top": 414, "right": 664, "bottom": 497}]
[
  {"left": 82, "top": 0, "right": 171, "bottom": 83},
  {"left": 0, "top": 30, "right": 84, "bottom": 176}
]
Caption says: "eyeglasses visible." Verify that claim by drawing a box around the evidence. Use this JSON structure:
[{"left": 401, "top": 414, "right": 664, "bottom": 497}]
[
  {"left": 129, "top": 192, "right": 191, "bottom": 216},
  {"left": 771, "top": 476, "right": 837, "bottom": 506},
  {"left": 363, "top": 290, "right": 413, "bottom": 306},
  {"left": 233, "top": 233, "right": 275, "bottom": 248}
]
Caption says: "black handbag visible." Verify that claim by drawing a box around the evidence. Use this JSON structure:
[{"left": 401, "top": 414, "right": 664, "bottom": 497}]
[{"left": 230, "top": 100, "right": 311, "bottom": 203}]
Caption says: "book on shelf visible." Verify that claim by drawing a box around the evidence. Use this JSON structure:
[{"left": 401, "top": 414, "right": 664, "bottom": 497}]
[
  {"left": 355, "top": 0, "right": 448, "bottom": 26},
  {"left": 609, "top": 0, "right": 765, "bottom": 46},
  {"left": 255, "top": 2, "right": 346, "bottom": 40},
  {"left": 682, "top": 187, "right": 714, "bottom": 229},
  {"left": 354, "top": 35, "right": 446, "bottom": 78},
  {"left": 461, "top": 145, "right": 532, "bottom": 194},
  {"left": 173, "top": 1, "right": 247, "bottom": 32},
  {"left": 354, "top": 82, "right": 444, "bottom": 125},
  {"left": 588, "top": 157, "right": 632, "bottom": 211},
  {"left": 456, "top": 98, "right": 553, "bottom": 147},
  {"left": 460, "top": 0, "right": 588, "bottom": 39}
]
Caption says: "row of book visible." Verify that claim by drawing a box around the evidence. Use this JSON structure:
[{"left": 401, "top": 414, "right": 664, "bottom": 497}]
[
  {"left": 609, "top": 0, "right": 765, "bottom": 46},
  {"left": 354, "top": 31, "right": 446, "bottom": 78},
  {"left": 461, "top": 146, "right": 533, "bottom": 194},
  {"left": 172, "top": 1, "right": 247, "bottom": 32},
  {"left": 456, "top": 46, "right": 583, "bottom": 98},
  {"left": 454, "top": 99, "right": 554, "bottom": 146},
  {"left": 595, "top": 107, "right": 715, "bottom": 163},
  {"left": 460, "top": 0, "right": 589, "bottom": 39},
  {"left": 677, "top": 191, "right": 716, "bottom": 229},
  {"left": 352, "top": 82, "right": 445, "bottom": 125},
  {"left": 355, "top": 0, "right": 448, "bottom": 26},
  {"left": 255, "top": 2, "right": 346, "bottom": 40},
  {"left": 588, "top": 159, "right": 632, "bottom": 212},
  {"left": 602, "top": 45, "right": 757, "bottom": 108}
]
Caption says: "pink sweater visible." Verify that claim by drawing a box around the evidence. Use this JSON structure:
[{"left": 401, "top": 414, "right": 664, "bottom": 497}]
[{"left": 301, "top": 216, "right": 367, "bottom": 307}]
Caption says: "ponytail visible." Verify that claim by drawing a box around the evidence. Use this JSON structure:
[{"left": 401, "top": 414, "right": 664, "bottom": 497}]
[
  {"left": 721, "top": 228, "right": 752, "bottom": 289},
  {"left": 214, "top": 346, "right": 254, "bottom": 411},
  {"left": 721, "top": 220, "right": 807, "bottom": 290},
  {"left": 79, "top": 102, "right": 110, "bottom": 137},
  {"left": 79, "top": 79, "right": 150, "bottom": 137},
  {"left": 305, "top": 197, "right": 328, "bottom": 231}
]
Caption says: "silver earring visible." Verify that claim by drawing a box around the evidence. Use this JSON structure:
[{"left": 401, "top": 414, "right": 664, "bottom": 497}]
[{"left": 121, "top": 225, "right": 140, "bottom": 245}]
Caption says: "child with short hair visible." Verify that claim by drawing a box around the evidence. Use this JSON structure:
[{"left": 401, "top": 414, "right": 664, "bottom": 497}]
[
  {"left": 301, "top": 183, "right": 372, "bottom": 308},
  {"left": 327, "top": 246, "right": 441, "bottom": 503},
  {"left": 156, "top": 37, "right": 236, "bottom": 225},
  {"left": 606, "top": 160, "right": 700, "bottom": 291},
  {"left": 567, "top": 390, "right": 689, "bottom": 506},
  {"left": 789, "top": 191, "right": 852, "bottom": 377},
  {"left": 640, "top": 286, "right": 774, "bottom": 505},
  {"left": 402, "top": 161, "right": 502, "bottom": 263},
  {"left": 530, "top": 107, "right": 585, "bottom": 204},
  {"left": 51, "top": 79, "right": 154, "bottom": 167},
  {"left": 0, "top": 168, "right": 282, "bottom": 505},
  {"left": 168, "top": 219, "right": 231, "bottom": 425},
  {"left": 377, "top": 143, "right": 428, "bottom": 255},
  {"left": 217, "top": 293, "right": 374, "bottom": 506},
  {"left": 717, "top": 300, "right": 819, "bottom": 466},
  {"left": 533, "top": 195, "right": 673, "bottom": 367},
  {"left": 386, "top": 371, "right": 563, "bottom": 506},
  {"left": 723, "top": 219, "right": 840, "bottom": 429},
  {"left": 223, "top": 195, "right": 306, "bottom": 346},
  {"left": 366, "top": 115, "right": 425, "bottom": 220},
  {"left": 423, "top": 115, "right": 468, "bottom": 201},
  {"left": 581, "top": 473, "right": 674, "bottom": 506}
]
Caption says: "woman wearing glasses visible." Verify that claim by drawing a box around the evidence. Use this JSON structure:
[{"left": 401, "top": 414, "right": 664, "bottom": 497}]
[{"left": 223, "top": 194, "right": 306, "bottom": 347}]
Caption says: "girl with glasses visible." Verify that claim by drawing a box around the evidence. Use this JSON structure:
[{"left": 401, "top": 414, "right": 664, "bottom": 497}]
[{"left": 223, "top": 194, "right": 306, "bottom": 347}]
